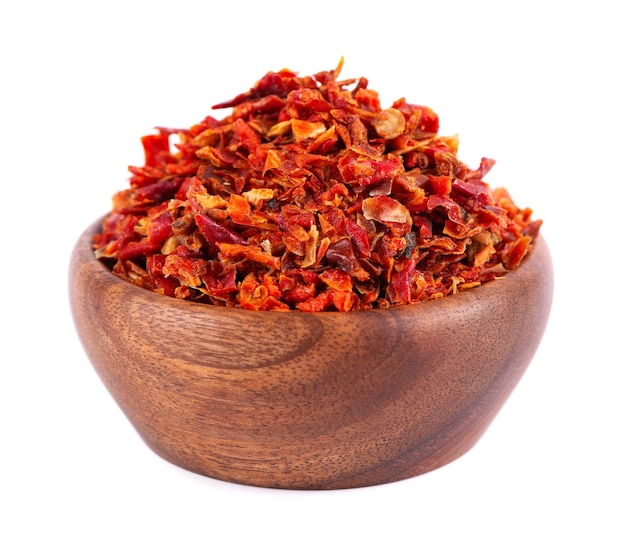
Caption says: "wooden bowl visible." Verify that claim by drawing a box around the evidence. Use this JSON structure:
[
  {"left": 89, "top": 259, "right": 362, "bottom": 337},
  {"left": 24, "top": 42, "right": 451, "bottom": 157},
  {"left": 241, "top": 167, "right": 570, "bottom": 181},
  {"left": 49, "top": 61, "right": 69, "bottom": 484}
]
[{"left": 69, "top": 217, "right": 553, "bottom": 489}]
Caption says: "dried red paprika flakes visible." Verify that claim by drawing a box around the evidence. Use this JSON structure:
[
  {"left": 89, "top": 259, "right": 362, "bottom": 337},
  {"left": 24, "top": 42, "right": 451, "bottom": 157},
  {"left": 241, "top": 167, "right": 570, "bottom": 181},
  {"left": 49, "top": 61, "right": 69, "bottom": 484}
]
[{"left": 93, "top": 58, "right": 542, "bottom": 312}]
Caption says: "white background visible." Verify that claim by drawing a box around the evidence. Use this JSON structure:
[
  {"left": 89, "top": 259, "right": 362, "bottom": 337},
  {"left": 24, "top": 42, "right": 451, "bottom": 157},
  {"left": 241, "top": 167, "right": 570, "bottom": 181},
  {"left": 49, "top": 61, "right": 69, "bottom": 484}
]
[{"left": 2, "top": 1, "right": 624, "bottom": 547}]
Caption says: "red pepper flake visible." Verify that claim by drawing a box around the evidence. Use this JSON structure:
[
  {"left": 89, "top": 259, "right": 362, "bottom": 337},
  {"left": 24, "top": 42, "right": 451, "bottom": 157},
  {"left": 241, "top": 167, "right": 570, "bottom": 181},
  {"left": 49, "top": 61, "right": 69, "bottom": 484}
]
[{"left": 93, "top": 58, "right": 542, "bottom": 311}]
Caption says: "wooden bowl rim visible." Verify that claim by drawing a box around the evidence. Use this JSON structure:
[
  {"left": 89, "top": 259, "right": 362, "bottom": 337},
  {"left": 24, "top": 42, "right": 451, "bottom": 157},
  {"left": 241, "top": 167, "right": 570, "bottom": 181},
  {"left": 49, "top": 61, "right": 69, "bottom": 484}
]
[{"left": 72, "top": 215, "right": 552, "bottom": 322}]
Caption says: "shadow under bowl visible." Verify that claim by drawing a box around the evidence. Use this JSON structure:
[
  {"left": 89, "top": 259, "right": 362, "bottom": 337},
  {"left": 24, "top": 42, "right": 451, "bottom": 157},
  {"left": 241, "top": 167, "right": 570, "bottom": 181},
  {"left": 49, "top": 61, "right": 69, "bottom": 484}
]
[{"left": 69, "top": 217, "right": 553, "bottom": 489}]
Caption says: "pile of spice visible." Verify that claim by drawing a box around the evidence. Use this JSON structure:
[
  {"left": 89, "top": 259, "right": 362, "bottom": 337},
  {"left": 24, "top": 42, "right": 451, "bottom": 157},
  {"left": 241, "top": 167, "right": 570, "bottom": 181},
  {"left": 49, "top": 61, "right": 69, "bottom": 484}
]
[{"left": 93, "top": 60, "right": 542, "bottom": 312}]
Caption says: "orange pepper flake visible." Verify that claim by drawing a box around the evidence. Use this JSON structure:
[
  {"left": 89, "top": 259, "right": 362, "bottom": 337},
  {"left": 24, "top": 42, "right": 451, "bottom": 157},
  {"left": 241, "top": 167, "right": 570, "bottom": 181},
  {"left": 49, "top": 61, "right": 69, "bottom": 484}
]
[{"left": 93, "top": 59, "right": 542, "bottom": 311}]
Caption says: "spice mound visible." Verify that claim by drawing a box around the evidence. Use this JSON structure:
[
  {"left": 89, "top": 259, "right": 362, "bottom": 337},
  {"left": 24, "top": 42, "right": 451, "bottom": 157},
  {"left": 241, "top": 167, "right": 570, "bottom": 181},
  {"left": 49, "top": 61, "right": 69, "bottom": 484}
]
[{"left": 93, "top": 60, "right": 542, "bottom": 312}]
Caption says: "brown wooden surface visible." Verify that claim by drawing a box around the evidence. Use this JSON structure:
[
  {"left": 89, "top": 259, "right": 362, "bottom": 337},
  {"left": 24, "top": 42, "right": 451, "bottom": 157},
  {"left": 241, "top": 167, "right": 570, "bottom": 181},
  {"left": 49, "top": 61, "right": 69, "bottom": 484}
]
[{"left": 69, "top": 218, "right": 553, "bottom": 489}]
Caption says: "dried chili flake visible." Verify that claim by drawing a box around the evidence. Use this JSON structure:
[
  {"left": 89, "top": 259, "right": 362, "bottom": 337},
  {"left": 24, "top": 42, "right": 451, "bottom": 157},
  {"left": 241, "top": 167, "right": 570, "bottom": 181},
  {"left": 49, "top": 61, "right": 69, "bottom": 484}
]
[{"left": 93, "top": 59, "right": 542, "bottom": 311}]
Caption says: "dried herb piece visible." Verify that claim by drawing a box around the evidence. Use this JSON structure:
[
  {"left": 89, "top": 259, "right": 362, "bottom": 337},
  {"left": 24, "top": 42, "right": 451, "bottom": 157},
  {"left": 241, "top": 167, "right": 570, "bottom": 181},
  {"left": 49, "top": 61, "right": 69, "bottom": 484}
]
[{"left": 93, "top": 59, "right": 542, "bottom": 311}]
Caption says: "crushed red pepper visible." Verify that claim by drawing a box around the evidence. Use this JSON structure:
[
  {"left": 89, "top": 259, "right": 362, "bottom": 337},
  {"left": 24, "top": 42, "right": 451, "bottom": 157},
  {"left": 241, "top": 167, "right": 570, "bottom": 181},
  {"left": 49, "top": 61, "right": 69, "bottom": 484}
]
[{"left": 93, "top": 59, "right": 542, "bottom": 312}]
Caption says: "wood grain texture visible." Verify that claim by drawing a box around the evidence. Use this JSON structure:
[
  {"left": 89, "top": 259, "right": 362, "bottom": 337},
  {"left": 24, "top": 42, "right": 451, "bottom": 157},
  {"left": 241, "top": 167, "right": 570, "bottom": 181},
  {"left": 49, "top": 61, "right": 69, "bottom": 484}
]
[{"left": 69, "top": 218, "right": 553, "bottom": 489}]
